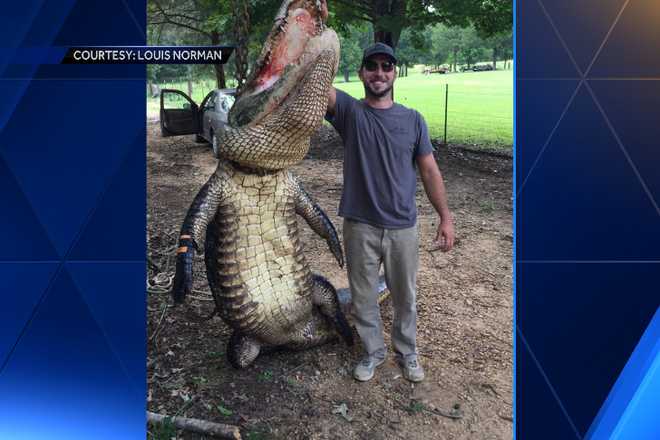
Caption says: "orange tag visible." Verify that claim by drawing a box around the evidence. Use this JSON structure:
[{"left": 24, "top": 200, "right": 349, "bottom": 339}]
[{"left": 177, "top": 246, "right": 188, "bottom": 254}]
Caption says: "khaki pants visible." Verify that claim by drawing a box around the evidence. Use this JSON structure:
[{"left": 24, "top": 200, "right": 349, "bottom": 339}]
[{"left": 343, "top": 219, "right": 419, "bottom": 359}]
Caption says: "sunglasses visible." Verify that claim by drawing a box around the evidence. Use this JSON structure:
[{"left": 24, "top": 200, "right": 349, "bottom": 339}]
[{"left": 363, "top": 59, "right": 395, "bottom": 72}]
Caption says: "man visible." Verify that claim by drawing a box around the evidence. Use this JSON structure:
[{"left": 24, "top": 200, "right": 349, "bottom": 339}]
[{"left": 326, "top": 43, "right": 455, "bottom": 382}]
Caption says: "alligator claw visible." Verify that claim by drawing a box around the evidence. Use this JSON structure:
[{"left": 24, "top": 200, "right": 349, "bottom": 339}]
[{"left": 329, "top": 239, "right": 344, "bottom": 268}]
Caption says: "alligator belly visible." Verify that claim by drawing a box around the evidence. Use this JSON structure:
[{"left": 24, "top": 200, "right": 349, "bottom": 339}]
[{"left": 205, "top": 165, "right": 313, "bottom": 346}]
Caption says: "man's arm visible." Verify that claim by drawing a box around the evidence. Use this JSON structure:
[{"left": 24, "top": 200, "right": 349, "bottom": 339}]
[
  {"left": 416, "top": 153, "right": 455, "bottom": 252},
  {"left": 326, "top": 86, "right": 337, "bottom": 117}
]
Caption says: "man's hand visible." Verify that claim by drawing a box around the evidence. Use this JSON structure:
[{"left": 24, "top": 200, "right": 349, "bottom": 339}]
[
  {"left": 417, "top": 153, "right": 455, "bottom": 252},
  {"left": 434, "top": 217, "right": 455, "bottom": 252}
]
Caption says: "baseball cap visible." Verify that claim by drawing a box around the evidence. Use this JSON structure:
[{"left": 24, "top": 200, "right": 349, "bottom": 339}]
[{"left": 362, "top": 42, "right": 397, "bottom": 64}]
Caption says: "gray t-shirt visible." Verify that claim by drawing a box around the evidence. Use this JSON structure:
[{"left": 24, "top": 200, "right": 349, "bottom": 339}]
[{"left": 327, "top": 89, "right": 434, "bottom": 228}]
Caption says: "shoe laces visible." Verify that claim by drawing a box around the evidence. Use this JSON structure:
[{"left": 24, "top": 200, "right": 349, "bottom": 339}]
[
  {"left": 360, "top": 357, "right": 374, "bottom": 367},
  {"left": 406, "top": 358, "right": 419, "bottom": 369}
]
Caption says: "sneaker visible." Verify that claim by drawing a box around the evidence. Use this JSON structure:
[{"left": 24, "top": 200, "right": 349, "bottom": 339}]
[
  {"left": 398, "top": 355, "right": 425, "bottom": 382},
  {"left": 353, "top": 354, "right": 386, "bottom": 382}
]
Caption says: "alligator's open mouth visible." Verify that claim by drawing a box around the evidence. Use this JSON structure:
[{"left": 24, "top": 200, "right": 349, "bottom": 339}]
[{"left": 228, "top": 0, "right": 339, "bottom": 128}]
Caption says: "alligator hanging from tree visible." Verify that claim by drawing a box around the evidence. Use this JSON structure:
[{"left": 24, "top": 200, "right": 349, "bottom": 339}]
[{"left": 171, "top": 0, "right": 354, "bottom": 369}]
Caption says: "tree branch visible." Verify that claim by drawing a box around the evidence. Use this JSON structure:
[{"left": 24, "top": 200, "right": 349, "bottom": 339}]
[
  {"left": 147, "top": 411, "right": 241, "bottom": 439},
  {"left": 158, "top": 11, "right": 205, "bottom": 23},
  {"left": 333, "top": 6, "right": 373, "bottom": 24},
  {"left": 149, "top": 0, "right": 210, "bottom": 36},
  {"left": 148, "top": 19, "right": 210, "bottom": 36},
  {"left": 333, "top": 0, "right": 372, "bottom": 15},
  {"left": 339, "top": 12, "right": 373, "bottom": 23}
]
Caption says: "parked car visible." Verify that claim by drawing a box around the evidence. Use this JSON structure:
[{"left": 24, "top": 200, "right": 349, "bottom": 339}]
[
  {"left": 472, "top": 64, "right": 494, "bottom": 72},
  {"left": 423, "top": 66, "right": 448, "bottom": 75},
  {"left": 160, "top": 88, "right": 237, "bottom": 158}
]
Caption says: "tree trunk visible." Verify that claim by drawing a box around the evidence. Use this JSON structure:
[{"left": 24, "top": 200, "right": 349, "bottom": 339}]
[
  {"left": 187, "top": 79, "right": 193, "bottom": 97},
  {"left": 373, "top": 29, "right": 402, "bottom": 48},
  {"left": 492, "top": 47, "right": 497, "bottom": 70},
  {"left": 453, "top": 47, "right": 458, "bottom": 72},
  {"left": 214, "top": 65, "right": 227, "bottom": 89},
  {"left": 372, "top": 0, "right": 405, "bottom": 49},
  {"left": 231, "top": 0, "right": 250, "bottom": 91},
  {"left": 344, "top": 67, "right": 350, "bottom": 82},
  {"left": 211, "top": 31, "right": 227, "bottom": 89}
]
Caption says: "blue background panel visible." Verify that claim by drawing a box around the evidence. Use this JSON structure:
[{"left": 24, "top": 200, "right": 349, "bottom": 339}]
[
  {"left": 586, "top": 308, "right": 660, "bottom": 440},
  {"left": 0, "top": 0, "right": 146, "bottom": 438},
  {"left": 590, "top": 0, "right": 660, "bottom": 77},
  {"left": 0, "top": 80, "right": 144, "bottom": 257},
  {"left": 538, "top": 0, "right": 626, "bottom": 74},
  {"left": 612, "top": 352, "right": 660, "bottom": 440},
  {"left": 517, "top": 263, "right": 658, "bottom": 437},
  {"left": 516, "top": 0, "right": 577, "bottom": 78},
  {"left": 0, "top": 269, "right": 143, "bottom": 440},
  {"left": 0, "top": 263, "right": 59, "bottom": 365},
  {"left": 518, "top": 84, "right": 660, "bottom": 260},
  {"left": 517, "top": 0, "right": 660, "bottom": 438}
]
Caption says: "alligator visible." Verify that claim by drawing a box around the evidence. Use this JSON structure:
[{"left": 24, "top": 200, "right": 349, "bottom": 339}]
[{"left": 171, "top": 0, "right": 353, "bottom": 369}]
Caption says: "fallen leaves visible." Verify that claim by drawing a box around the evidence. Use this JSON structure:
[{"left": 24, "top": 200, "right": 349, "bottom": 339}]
[{"left": 332, "top": 402, "right": 353, "bottom": 422}]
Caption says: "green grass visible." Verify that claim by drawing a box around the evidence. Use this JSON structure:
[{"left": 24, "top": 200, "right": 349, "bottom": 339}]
[
  {"left": 257, "top": 369, "right": 273, "bottom": 382},
  {"left": 335, "top": 69, "right": 513, "bottom": 147},
  {"left": 148, "top": 68, "right": 513, "bottom": 147}
]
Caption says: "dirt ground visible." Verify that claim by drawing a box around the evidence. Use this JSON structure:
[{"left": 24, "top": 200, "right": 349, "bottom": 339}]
[{"left": 147, "top": 121, "right": 513, "bottom": 440}]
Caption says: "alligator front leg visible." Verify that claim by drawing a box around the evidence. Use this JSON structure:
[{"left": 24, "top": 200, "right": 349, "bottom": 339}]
[
  {"left": 172, "top": 171, "right": 228, "bottom": 303},
  {"left": 290, "top": 174, "right": 344, "bottom": 267}
]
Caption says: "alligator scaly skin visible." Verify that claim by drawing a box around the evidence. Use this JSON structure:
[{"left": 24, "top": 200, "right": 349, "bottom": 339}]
[
  {"left": 173, "top": 49, "right": 352, "bottom": 368},
  {"left": 206, "top": 162, "right": 337, "bottom": 343}
]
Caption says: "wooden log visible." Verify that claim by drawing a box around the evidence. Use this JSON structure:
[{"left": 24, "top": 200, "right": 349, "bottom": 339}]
[{"left": 147, "top": 411, "right": 241, "bottom": 439}]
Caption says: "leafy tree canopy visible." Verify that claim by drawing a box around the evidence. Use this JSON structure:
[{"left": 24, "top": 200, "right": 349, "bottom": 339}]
[{"left": 329, "top": 0, "right": 512, "bottom": 48}]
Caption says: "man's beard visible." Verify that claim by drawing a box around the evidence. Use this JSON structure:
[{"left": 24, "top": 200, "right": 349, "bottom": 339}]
[{"left": 363, "top": 81, "right": 393, "bottom": 98}]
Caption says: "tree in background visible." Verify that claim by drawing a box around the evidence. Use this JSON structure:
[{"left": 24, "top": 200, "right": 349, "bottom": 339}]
[
  {"left": 427, "top": 24, "right": 462, "bottom": 72},
  {"left": 147, "top": 0, "right": 513, "bottom": 88},
  {"left": 231, "top": 0, "right": 251, "bottom": 90},
  {"left": 148, "top": 0, "right": 240, "bottom": 88},
  {"left": 330, "top": 0, "right": 512, "bottom": 50},
  {"left": 147, "top": 21, "right": 200, "bottom": 91},
  {"left": 396, "top": 29, "right": 432, "bottom": 75},
  {"left": 471, "top": 0, "right": 512, "bottom": 37},
  {"left": 485, "top": 31, "right": 512, "bottom": 69},
  {"left": 457, "top": 26, "right": 487, "bottom": 69},
  {"left": 337, "top": 26, "right": 366, "bottom": 82}
]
